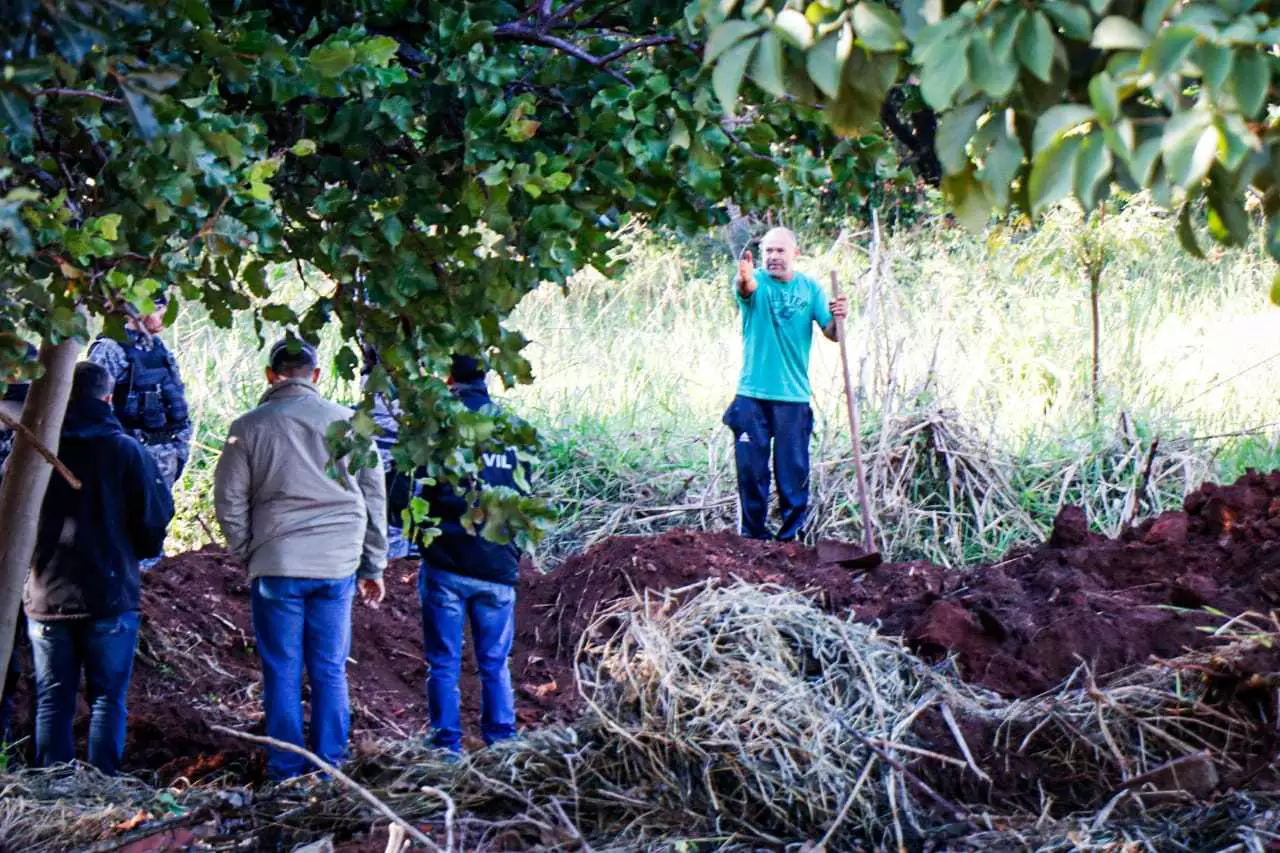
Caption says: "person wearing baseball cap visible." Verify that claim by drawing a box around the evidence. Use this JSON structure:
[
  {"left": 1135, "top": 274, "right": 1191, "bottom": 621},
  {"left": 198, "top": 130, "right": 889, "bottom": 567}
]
[{"left": 213, "top": 337, "right": 388, "bottom": 780}]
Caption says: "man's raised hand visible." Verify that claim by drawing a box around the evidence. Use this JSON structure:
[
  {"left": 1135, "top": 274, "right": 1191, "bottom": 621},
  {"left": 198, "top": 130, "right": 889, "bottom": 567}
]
[
  {"left": 737, "top": 250, "right": 756, "bottom": 297},
  {"left": 829, "top": 295, "right": 848, "bottom": 320}
]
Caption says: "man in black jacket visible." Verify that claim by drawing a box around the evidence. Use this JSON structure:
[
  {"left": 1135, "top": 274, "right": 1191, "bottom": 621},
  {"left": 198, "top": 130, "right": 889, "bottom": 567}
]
[
  {"left": 415, "top": 355, "right": 528, "bottom": 752},
  {"left": 24, "top": 361, "right": 174, "bottom": 775}
]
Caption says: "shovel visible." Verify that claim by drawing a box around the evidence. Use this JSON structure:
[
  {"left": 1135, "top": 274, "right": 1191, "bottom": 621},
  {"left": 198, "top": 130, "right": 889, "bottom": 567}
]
[
  {"left": 816, "top": 539, "right": 882, "bottom": 570},
  {"left": 822, "top": 219, "right": 881, "bottom": 570}
]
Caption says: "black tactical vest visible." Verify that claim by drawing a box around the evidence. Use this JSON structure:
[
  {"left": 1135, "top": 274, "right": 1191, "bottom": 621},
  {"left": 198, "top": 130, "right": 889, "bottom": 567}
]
[{"left": 112, "top": 338, "right": 189, "bottom": 436}]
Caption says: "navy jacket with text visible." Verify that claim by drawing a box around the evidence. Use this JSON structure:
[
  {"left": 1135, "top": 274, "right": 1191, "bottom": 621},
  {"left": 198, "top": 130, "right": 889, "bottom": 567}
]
[
  {"left": 416, "top": 381, "right": 529, "bottom": 587},
  {"left": 25, "top": 396, "right": 175, "bottom": 621}
]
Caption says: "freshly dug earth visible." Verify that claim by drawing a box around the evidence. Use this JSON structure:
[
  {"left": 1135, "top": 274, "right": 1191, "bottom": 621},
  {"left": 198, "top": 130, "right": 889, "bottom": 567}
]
[{"left": 10, "top": 470, "right": 1280, "bottom": 782}]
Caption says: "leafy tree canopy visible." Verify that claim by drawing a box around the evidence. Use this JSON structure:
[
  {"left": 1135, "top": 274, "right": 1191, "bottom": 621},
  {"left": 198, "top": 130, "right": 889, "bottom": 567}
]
[
  {"left": 698, "top": 0, "right": 1280, "bottom": 291},
  {"left": 0, "top": 0, "right": 897, "bottom": 542},
  {"left": 4, "top": 0, "right": 1275, "bottom": 543}
]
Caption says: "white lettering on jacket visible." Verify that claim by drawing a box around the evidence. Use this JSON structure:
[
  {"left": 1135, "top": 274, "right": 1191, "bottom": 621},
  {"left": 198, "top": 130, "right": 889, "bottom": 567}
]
[{"left": 482, "top": 452, "right": 513, "bottom": 470}]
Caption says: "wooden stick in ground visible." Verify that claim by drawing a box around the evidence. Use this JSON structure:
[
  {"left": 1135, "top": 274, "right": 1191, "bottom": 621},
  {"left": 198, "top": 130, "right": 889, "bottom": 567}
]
[
  {"left": 210, "top": 725, "right": 451, "bottom": 853},
  {"left": 0, "top": 408, "right": 81, "bottom": 489},
  {"left": 830, "top": 221, "right": 878, "bottom": 555}
]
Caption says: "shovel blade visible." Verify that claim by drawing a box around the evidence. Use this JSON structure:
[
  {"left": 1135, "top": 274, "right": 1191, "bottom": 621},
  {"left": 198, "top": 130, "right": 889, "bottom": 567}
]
[{"left": 816, "top": 539, "right": 883, "bottom": 570}]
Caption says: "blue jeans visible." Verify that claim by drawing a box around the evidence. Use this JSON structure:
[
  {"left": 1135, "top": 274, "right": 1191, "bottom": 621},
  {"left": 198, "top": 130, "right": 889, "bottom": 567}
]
[
  {"left": 723, "top": 395, "right": 814, "bottom": 541},
  {"left": 251, "top": 575, "right": 355, "bottom": 780},
  {"left": 419, "top": 568, "right": 516, "bottom": 751},
  {"left": 27, "top": 611, "right": 140, "bottom": 776}
]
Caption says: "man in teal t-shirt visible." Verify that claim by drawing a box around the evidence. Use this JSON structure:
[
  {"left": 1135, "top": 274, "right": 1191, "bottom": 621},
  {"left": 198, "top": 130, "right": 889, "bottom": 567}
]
[{"left": 722, "top": 227, "right": 847, "bottom": 541}]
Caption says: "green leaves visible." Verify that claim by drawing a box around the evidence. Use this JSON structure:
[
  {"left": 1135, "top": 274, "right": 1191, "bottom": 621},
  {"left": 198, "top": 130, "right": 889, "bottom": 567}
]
[
  {"left": 1074, "top": 131, "right": 1113, "bottom": 211},
  {"left": 704, "top": 20, "right": 761, "bottom": 63},
  {"left": 919, "top": 36, "right": 968, "bottom": 109},
  {"left": 1015, "top": 11, "right": 1057, "bottom": 83},
  {"left": 0, "top": 88, "right": 33, "bottom": 140},
  {"left": 0, "top": 188, "right": 38, "bottom": 255},
  {"left": 1193, "top": 43, "right": 1232, "bottom": 94},
  {"left": 712, "top": 39, "right": 755, "bottom": 112},
  {"left": 1028, "top": 135, "right": 1082, "bottom": 214},
  {"left": 1161, "top": 110, "right": 1219, "bottom": 188},
  {"left": 852, "top": 3, "right": 904, "bottom": 52},
  {"left": 774, "top": 9, "right": 814, "bottom": 48},
  {"left": 936, "top": 100, "right": 986, "bottom": 175},
  {"left": 1231, "top": 50, "right": 1271, "bottom": 118},
  {"left": 980, "top": 113, "right": 1025, "bottom": 210},
  {"left": 967, "top": 32, "right": 1017, "bottom": 99},
  {"left": 1091, "top": 16, "right": 1150, "bottom": 50},
  {"left": 1088, "top": 72, "right": 1120, "bottom": 123},
  {"left": 1141, "top": 0, "right": 1179, "bottom": 33},
  {"left": 1177, "top": 196, "right": 1204, "bottom": 258},
  {"left": 357, "top": 36, "right": 400, "bottom": 67},
  {"left": 120, "top": 84, "right": 159, "bottom": 140},
  {"left": 1145, "top": 25, "right": 1197, "bottom": 81},
  {"left": 380, "top": 215, "right": 404, "bottom": 248},
  {"left": 94, "top": 214, "right": 122, "bottom": 242},
  {"left": 308, "top": 43, "right": 356, "bottom": 78},
  {"left": 1033, "top": 105, "right": 1095, "bottom": 156},
  {"left": 1042, "top": 1, "right": 1093, "bottom": 41},
  {"left": 941, "top": 169, "right": 991, "bottom": 232},
  {"left": 807, "top": 33, "right": 846, "bottom": 99},
  {"left": 750, "top": 31, "right": 787, "bottom": 97}
]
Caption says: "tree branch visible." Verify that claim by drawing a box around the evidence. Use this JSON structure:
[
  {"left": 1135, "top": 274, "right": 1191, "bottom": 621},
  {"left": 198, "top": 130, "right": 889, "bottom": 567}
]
[
  {"left": 597, "top": 35, "right": 680, "bottom": 65},
  {"left": 210, "top": 725, "right": 452, "bottom": 852},
  {"left": 31, "top": 88, "right": 125, "bottom": 106},
  {"left": 0, "top": 409, "right": 81, "bottom": 490},
  {"left": 550, "top": 0, "right": 593, "bottom": 25},
  {"left": 492, "top": 23, "right": 632, "bottom": 85}
]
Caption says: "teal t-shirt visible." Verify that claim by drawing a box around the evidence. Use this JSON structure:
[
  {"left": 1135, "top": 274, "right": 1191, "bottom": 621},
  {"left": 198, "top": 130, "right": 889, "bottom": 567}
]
[{"left": 735, "top": 269, "right": 833, "bottom": 403}]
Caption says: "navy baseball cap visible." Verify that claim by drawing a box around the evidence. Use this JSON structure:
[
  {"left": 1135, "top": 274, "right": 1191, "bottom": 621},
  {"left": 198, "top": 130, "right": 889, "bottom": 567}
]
[{"left": 269, "top": 338, "right": 318, "bottom": 373}]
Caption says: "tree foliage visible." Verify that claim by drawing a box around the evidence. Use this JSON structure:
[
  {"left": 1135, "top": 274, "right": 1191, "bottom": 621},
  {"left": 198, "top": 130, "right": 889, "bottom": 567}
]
[
  {"left": 698, "top": 0, "right": 1280, "bottom": 289},
  {"left": 5, "top": 0, "right": 1274, "bottom": 545},
  {"left": 0, "top": 0, "right": 902, "bottom": 542}
]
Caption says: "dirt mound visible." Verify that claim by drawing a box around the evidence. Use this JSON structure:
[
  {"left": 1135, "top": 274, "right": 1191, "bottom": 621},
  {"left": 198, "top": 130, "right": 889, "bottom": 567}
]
[
  {"left": 516, "top": 470, "right": 1280, "bottom": 703},
  {"left": 10, "top": 470, "right": 1280, "bottom": 782}
]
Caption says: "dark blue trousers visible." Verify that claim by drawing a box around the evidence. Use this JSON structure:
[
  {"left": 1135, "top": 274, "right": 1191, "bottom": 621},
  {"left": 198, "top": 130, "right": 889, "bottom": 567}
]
[{"left": 722, "top": 395, "right": 813, "bottom": 541}]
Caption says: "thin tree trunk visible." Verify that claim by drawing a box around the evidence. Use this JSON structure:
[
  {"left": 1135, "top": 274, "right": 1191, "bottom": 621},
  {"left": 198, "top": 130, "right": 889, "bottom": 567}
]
[
  {"left": 0, "top": 339, "right": 80, "bottom": 700},
  {"left": 1090, "top": 263, "right": 1102, "bottom": 420}
]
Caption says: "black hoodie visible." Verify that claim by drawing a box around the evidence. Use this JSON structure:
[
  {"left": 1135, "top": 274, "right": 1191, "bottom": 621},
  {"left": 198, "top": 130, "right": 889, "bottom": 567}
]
[
  {"left": 416, "top": 381, "right": 529, "bottom": 587},
  {"left": 24, "top": 396, "right": 174, "bottom": 621}
]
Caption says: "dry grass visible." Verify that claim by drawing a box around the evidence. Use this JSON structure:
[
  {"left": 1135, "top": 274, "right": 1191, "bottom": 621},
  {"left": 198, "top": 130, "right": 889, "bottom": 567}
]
[{"left": 3, "top": 584, "right": 1278, "bottom": 852}]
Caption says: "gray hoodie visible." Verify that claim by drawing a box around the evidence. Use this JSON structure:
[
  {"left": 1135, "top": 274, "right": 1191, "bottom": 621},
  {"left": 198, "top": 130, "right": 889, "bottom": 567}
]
[{"left": 213, "top": 379, "right": 387, "bottom": 580}]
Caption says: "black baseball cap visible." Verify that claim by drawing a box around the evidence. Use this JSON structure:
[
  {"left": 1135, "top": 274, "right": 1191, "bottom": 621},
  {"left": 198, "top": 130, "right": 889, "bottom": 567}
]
[{"left": 269, "top": 338, "right": 318, "bottom": 373}]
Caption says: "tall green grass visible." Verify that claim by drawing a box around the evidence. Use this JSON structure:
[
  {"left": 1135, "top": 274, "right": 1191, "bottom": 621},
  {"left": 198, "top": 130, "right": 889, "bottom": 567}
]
[{"left": 162, "top": 199, "right": 1280, "bottom": 565}]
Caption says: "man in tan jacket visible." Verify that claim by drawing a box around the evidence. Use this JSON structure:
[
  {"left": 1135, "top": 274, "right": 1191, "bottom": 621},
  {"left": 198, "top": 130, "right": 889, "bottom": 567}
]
[{"left": 214, "top": 338, "right": 387, "bottom": 780}]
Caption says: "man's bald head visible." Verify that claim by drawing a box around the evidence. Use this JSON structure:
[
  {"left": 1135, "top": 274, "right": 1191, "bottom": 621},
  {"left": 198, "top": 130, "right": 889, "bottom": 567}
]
[
  {"left": 761, "top": 227, "right": 797, "bottom": 249},
  {"left": 760, "top": 227, "right": 798, "bottom": 281}
]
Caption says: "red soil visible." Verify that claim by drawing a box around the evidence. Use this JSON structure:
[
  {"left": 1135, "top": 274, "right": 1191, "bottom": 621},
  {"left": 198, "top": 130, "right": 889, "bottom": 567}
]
[{"left": 9, "top": 470, "right": 1280, "bottom": 784}]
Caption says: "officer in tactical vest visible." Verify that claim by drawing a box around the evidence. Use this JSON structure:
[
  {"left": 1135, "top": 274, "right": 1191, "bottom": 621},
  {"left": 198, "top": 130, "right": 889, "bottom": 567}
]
[{"left": 87, "top": 295, "right": 190, "bottom": 568}]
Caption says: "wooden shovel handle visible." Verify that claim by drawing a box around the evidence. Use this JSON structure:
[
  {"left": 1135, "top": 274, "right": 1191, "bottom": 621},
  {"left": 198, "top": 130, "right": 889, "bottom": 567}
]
[{"left": 830, "top": 269, "right": 875, "bottom": 554}]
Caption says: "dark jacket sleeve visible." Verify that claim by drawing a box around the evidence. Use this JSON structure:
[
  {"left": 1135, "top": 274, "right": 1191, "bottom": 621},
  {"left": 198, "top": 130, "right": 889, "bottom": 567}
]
[{"left": 122, "top": 437, "right": 175, "bottom": 558}]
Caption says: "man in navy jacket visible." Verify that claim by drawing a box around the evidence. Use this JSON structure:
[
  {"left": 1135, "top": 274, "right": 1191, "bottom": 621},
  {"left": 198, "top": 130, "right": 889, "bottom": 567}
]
[
  {"left": 415, "top": 355, "right": 528, "bottom": 752},
  {"left": 24, "top": 361, "right": 174, "bottom": 775}
]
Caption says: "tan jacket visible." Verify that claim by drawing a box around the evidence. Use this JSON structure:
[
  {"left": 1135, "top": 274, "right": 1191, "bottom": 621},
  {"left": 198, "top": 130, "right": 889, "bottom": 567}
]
[{"left": 213, "top": 379, "right": 387, "bottom": 581}]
